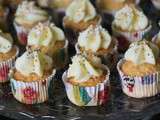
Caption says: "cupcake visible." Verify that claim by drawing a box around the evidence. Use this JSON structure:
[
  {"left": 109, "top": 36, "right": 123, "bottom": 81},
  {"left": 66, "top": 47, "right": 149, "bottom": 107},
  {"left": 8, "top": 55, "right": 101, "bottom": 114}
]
[
  {"left": 112, "top": 5, "right": 151, "bottom": 52},
  {"left": 151, "top": 0, "right": 160, "bottom": 10},
  {"left": 62, "top": 54, "right": 110, "bottom": 106},
  {"left": 63, "top": 0, "right": 102, "bottom": 47},
  {"left": 14, "top": 1, "right": 49, "bottom": 46},
  {"left": 117, "top": 40, "right": 160, "bottom": 98},
  {"left": 76, "top": 25, "right": 118, "bottom": 70},
  {"left": 10, "top": 50, "right": 56, "bottom": 104},
  {"left": 0, "top": 30, "right": 19, "bottom": 83},
  {"left": 27, "top": 22, "right": 68, "bottom": 69}
]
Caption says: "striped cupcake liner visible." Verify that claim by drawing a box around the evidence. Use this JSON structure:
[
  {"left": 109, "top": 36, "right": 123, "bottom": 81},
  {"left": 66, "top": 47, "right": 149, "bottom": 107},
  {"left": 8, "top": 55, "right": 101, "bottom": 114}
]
[
  {"left": 10, "top": 70, "right": 56, "bottom": 104},
  {"left": 75, "top": 39, "right": 118, "bottom": 71},
  {"left": 151, "top": 0, "right": 160, "bottom": 10},
  {"left": 62, "top": 65, "right": 110, "bottom": 106},
  {"left": 117, "top": 59, "right": 160, "bottom": 98},
  {"left": 0, "top": 46, "right": 19, "bottom": 83},
  {"left": 52, "top": 40, "right": 68, "bottom": 69}
]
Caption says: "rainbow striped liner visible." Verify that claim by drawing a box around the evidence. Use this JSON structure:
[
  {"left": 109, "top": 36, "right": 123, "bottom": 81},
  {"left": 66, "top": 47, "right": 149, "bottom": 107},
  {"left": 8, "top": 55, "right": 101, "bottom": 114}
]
[
  {"left": 0, "top": 46, "right": 19, "bottom": 83},
  {"left": 62, "top": 65, "right": 110, "bottom": 106},
  {"left": 10, "top": 70, "right": 56, "bottom": 104},
  {"left": 117, "top": 59, "right": 160, "bottom": 98}
]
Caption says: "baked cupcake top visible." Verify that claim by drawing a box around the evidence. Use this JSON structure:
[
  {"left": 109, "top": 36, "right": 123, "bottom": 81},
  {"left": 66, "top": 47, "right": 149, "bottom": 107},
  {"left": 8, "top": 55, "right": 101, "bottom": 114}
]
[
  {"left": 0, "top": 30, "right": 13, "bottom": 54},
  {"left": 113, "top": 5, "right": 148, "bottom": 32},
  {"left": 78, "top": 25, "right": 112, "bottom": 52},
  {"left": 15, "top": 50, "right": 53, "bottom": 77},
  {"left": 124, "top": 40, "right": 159, "bottom": 65},
  {"left": 15, "top": 1, "right": 49, "bottom": 27},
  {"left": 28, "top": 22, "right": 65, "bottom": 48},
  {"left": 66, "top": 0, "right": 97, "bottom": 23},
  {"left": 67, "top": 54, "right": 104, "bottom": 83}
]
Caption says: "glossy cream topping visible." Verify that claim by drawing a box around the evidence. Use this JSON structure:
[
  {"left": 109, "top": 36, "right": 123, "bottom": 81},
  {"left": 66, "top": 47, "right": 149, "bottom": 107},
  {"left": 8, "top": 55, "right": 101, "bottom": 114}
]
[
  {"left": 67, "top": 54, "right": 103, "bottom": 82},
  {"left": 28, "top": 22, "right": 65, "bottom": 47},
  {"left": 124, "top": 40, "right": 159, "bottom": 65},
  {"left": 113, "top": 5, "right": 148, "bottom": 31},
  {"left": 15, "top": 50, "right": 53, "bottom": 77},
  {"left": 66, "top": 0, "right": 96, "bottom": 23},
  {"left": 15, "top": 1, "right": 48, "bottom": 25},
  {"left": 78, "top": 25, "right": 111, "bottom": 52},
  {"left": 0, "top": 31, "right": 13, "bottom": 53}
]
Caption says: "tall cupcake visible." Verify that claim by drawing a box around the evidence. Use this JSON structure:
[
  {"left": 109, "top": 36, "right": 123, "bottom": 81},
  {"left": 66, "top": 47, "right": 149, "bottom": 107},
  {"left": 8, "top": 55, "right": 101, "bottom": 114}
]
[
  {"left": 117, "top": 40, "right": 160, "bottom": 98},
  {"left": 63, "top": 0, "right": 102, "bottom": 47},
  {"left": 151, "top": 0, "right": 160, "bottom": 10},
  {"left": 112, "top": 5, "right": 151, "bottom": 52},
  {"left": 0, "top": 30, "right": 19, "bottom": 83},
  {"left": 10, "top": 50, "right": 56, "bottom": 104},
  {"left": 76, "top": 25, "right": 118, "bottom": 70},
  {"left": 14, "top": 1, "right": 49, "bottom": 46},
  {"left": 27, "top": 22, "right": 68, "bottom": 69},
  {"left": 62, "top": 54, "right": 110, "bottom": 106}
]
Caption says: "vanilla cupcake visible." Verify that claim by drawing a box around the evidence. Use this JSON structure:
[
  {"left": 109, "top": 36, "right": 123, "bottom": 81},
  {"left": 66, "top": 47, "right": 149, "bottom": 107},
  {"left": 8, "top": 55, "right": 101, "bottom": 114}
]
[
  {"left": 117, "top": 40, "right": 160, "bottom": 98},
  {"left": 112, "top": 5, "right": 151, "bottom": 52},
  {"left": 27, "top": 22, "right": 68, "bottom": 69},
  {"left": 10, "top": 50, "right": 56, "bottom": 104},
  {"left": 63, "top": 0, "right": 102, "bottom": 46},
  {"left": 14, "top": 1, "right": 49, "bottom": 46},
  {"left": 76, "top": 25, "right": 118, "bottom": 70},
  {"left": 151, "top": 0, "right": 160, "bottom": 10},
  {"left": 0, "top": 31, "right": 19, "bottom": 83},
  {"left": 62, "top": 54, "right": 110, "bottom": 106}
]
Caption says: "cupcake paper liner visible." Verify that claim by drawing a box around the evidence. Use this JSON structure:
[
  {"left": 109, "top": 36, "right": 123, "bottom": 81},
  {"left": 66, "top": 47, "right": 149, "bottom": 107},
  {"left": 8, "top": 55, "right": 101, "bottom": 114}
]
[
  {"left": 117, "top": 59, "right": 160, "bottom": 98},
  {"left": 0, "top": 46, "right": 19, "bottom": 83},
  {"left": 62, "top": 65, "right": 110, "bottom": 106},
  {"left": 10, "top": 70, "right": 56, "bottom": 104},
  {"left": 112, "top": 24, "right": 152, "bottom": 52},
  {"left": 52, "top": 40, "right": 68, "bottom": 69}
]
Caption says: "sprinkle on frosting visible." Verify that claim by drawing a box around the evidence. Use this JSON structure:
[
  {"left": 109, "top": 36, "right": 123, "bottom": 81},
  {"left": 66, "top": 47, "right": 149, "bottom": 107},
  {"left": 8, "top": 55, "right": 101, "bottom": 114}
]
[
  {"left": 124, "top": 40, "right": 159, "bottom": 65},
  {"left": 66, "top": 0, "right": 96, "bottom": 23},
  {"left": 0, "top": 30, "right": 13, "bottom": 53},
  {"left": 113, "top": 5, "right": 148, "bottom": 31},
  {"left": 15, "top": 50, "right": 53, "bottom": 77},
  {"left": 28, "top": 22, "right": 65, "bottom": 47},
  {"left": 78, "top": 25, "right": 112, "bottom": 52},
  {"left": 67, "top": 54, "right": 103, "bottom": 82}
]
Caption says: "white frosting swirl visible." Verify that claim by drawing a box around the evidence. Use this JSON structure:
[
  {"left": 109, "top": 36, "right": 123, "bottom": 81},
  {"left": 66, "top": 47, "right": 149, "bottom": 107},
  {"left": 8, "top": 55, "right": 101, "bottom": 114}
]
[
  {"left": 15, "top": 51, "right": 53, "bottom": 77},
  {"left": 15, "top": 1, "right": 49, "bottom": 26},
  {"left": 28, "top": 22, "right": 65, "bottom": 47},
  {"left": 124, "top": 40, "right": 159, "bottom": 65},
  {"left": 66, "top": 0, "right": 96, "bottom": 23},
  {"left": 78, "top": 25, "right": 111, "bottom": 52},
  {"left": 67, "top": 54, "right": 103, "bottom": 82},
  {"left": 0, "top": 31, "right": 13, "bottom": 53},
  {"left": 113, "top": 5, "right": 148, "bottom": 31}
]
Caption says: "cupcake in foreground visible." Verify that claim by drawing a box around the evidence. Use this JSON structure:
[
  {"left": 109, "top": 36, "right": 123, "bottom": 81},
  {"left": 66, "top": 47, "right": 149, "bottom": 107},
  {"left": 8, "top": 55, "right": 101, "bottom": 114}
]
[
  {"left": 63, "top": 0, "right": 102, "bottom": 46},
  {"left": 27, "top": 22, "right": 68, "bottom": 69},
  {"left": 76, "top": 25, "right": 118, "bottom": 70},
  {"left": 14, "top": 1, "right": 49, "bottom": 46},
  {"left": 62, "top": 54, "right": 110, "bottom": 106},
  {"left": 117, "top": 40, "right": 160, "bottom": 98},
  {"left": 112, "top": 5, "right": 151, "bottom": 52},
  {"left": 0, "top": 31, "right": 19, "bottom": 83},
  {"left": 10, "top": 50, "right": 56, "bottom": 104},
  {"left": 151, "top": 0, "right": 160, "bottom": 10}
]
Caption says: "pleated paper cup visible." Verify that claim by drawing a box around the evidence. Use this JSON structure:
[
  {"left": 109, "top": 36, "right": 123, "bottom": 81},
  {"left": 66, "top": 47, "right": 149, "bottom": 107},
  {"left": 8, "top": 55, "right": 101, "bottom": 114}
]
[
  {"left": 117, "top": 59, "right": 160, "bottom": 98},
  {"left": 112, "top": 24, "right": 152, "bottom": 52},
  {"left": 62, "top": 65, "right": 110, "bottom": 106},
  {"left": 0, "top": 46, "right": 19, "bottom": 83},
  {"left": 10, "top": 70, "right": 56, "bottom": 104}
]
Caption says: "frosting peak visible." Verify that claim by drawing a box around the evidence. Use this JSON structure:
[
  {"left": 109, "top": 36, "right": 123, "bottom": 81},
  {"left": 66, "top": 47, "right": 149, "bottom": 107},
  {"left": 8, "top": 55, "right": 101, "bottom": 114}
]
[
  {"left": 113, "top": 5, "right": 148, "bottom": 31},
  {"left": 67, "top": 54, "right": 103, "bottom": 82},
  {"left": 0, "top": 31, "right": 13, "bottom": 53},
  {"left": 15, "top": 50, "right": 53, "bottom": 77},
  {"left": 124, "top": 40, "right": 159, "bottom": 65},
  {"left": 78, "top": 25, "right": 112, "bottom": 52},
  {"left": 28, "top": 22, "right": 65, "bottom": 47},
  {"left": 66, "top": 0, "right": 96, "bottom": 23}
]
